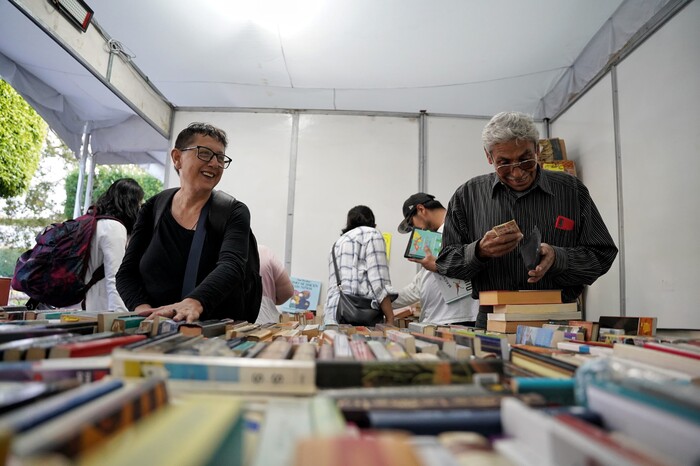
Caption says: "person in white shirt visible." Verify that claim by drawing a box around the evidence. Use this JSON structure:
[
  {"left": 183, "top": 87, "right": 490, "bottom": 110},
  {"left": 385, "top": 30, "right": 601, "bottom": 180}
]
[
  {"left": 393, "top": 193, "right": 479, "bottom": 325},
  {"left": 85, "top": 178, "right": 144, "bottom": 312},
  {"left": 255, "top": 245, "right": 294, "bottom": 324}
]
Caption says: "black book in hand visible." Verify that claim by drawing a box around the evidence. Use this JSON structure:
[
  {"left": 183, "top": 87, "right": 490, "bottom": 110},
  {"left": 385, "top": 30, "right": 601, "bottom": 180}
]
[{"left": 520, "top": 226, "right": 541, "bottom": 271}]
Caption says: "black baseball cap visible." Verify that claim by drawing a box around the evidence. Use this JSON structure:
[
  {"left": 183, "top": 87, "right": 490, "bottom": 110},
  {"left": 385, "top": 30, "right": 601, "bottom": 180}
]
[{"left": 397, "top": 193, "right": 436, "bottom": 234}]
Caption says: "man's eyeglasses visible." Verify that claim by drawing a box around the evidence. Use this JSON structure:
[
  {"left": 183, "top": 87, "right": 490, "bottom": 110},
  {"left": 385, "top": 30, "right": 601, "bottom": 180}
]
[
  {"left": 494, "top": 157, "right": 538, "bottom": 175},
  {"left": 180, "top": 146, "right": 232, "bottom": 169}
]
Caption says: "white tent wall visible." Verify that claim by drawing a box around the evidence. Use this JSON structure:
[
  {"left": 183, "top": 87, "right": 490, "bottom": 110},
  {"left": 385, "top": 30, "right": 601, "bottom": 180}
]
[
  {"left": 168, "top": 111, "right": 294, "bottom": 261},
  {"left": 552, "top": 0, "right": 700, "bottom": 329},
  {"left": 549, "top": 75, "right": 620, "bottom": 324}
]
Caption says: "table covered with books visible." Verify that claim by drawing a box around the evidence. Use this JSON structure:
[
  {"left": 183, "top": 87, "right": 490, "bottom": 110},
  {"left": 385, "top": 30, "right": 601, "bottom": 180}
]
[{"left": 0, "top": 295, "right": 699, "bottom": 465}]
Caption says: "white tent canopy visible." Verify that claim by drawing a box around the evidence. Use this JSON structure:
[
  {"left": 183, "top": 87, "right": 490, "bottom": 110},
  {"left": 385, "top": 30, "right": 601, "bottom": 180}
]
[{"left": 0, "top": 0, "right": 683, "bottom": 168}]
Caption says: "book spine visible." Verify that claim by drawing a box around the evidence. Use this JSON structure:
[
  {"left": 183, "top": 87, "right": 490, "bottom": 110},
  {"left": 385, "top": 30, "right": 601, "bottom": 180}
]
[
  {"left": 18, "top": 379, "right": 169, "bottom": 458},
  {"left": 52, "top": 334, "right": 147, "bottom": 358},
  {"left": 315, "top": 359, "right": 502, "bottom": 389},
  {"left": 0, "top": 378, "right": 124, "bottom": 433},
  {"left": 111, "top": 351, "right": 316, "bottom": 395},
  {"left": 367, "top": 340, "right": 393, "bottom": 361},
  {"left": 257, "top": 340, "right": 293, "bottom": 359},
  {"left": 349, "top": 340, "right": 376, "bottom": 361},
  {"left": 292, "top": 342, "right": 318, "bottom": 360},
  {"left": 386, "top": 330, "right": 416, "bottom": 354},
  {"left": 643, "top": 342, "right": 700, "bottom": 360},
  {"left": 332, "top": 333, "right": 353, "bottom": 360},
  {"left": 385, "top": 341, "right": 410, "bottom": 360}
]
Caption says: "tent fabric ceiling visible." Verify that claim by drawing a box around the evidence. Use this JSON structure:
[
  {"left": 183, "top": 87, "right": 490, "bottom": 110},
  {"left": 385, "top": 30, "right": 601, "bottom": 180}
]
[{"left": 0, "top": 0, "right": 677, "bottom": 167}]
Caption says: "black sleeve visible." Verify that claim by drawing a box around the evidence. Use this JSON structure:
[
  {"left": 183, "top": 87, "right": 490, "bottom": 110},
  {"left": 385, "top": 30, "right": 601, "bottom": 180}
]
[{"left": 187, "top": 201, "right": 251, "bottom": 313}]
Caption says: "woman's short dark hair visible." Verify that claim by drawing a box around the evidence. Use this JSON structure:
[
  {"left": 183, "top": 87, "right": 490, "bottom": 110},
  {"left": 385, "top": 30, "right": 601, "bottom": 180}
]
[
  {"left": 174, "top": 122, "right": 228, "bottom": 149},
  {"left": 342, "top": 205, "right": 376, "bottom": 234},
  {"left": 94, "top": 178, "right": 144, "bottom": 234}
]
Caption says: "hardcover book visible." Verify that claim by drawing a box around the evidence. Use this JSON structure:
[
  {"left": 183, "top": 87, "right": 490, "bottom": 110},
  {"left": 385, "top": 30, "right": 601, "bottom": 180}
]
[
  {"left": 487, "top": 320, "right": 548, "bottom": 333},
  {"left": 541, "top": 160, "right": 577, "bottom": 177},
  {"left": 538, "top": 138, "right": 568, "bottom": 161},
  {"left": 315, "top": 359, "right": 503, "bottom": 389},
  {"left": 515, "top": 325, "right": 583, "bottom": 348},
  {"left": 110, "top": 315, "right": 146, "bottom": 334},
  {"left": 479, "top": 290, "right": 562, "bottom": 306},
  {"left": 597, "top": 316, "right": 657, "bottom": 336},
  {"left": 488, "top": 311, "right": 581, "bottom": 321},
  {"left": 111, "top": 350, "right": 316, "bottom": 395},
  {"left": 49, "top": 334, "right": 146, "bottom": 358},
  {"left": 493, "top": 302, "right": 577, "bottom": 314},
  {"left": 404, "top": 228, "right": 442, "bottom": 259}
]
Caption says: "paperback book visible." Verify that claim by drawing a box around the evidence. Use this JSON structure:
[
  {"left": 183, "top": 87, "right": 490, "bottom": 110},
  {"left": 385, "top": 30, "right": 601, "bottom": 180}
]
[
  {"left": 404, "top": 228, "right": 442, "bottom": 259},
  {"left": 280, "top": 277, "right": 322, "bottom": 312}
]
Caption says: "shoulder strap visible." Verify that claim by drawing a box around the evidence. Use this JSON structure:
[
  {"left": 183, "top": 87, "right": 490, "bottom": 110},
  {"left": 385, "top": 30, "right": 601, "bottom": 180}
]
[
  {"left": 208, "top": 189, "right": 237, "bottom": 234},
  {"left": 181, "top": 196, "right": 211, "bottom": 298},
  {"left": 330, "top": 244, "right": 344, "bottom": 290}
]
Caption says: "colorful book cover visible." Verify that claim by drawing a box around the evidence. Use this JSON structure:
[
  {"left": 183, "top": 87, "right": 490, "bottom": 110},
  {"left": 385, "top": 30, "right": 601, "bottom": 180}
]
[
  {"left": 404, "top": 228, "right": 442, "bottom": 259},
  {"left": 281, "top": 277, "right": 322, "bottom": 312}
]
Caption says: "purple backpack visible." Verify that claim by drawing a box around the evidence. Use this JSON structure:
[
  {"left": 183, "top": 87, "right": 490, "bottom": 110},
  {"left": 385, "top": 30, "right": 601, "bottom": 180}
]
[{"left": 11, "top": 211, "right": 116, "bottom": 307}]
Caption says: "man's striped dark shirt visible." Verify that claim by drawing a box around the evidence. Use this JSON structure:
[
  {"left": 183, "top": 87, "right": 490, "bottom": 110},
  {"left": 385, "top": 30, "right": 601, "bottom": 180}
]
[{"left": 435, "top": 168, "right": 618, "bottom": 303}]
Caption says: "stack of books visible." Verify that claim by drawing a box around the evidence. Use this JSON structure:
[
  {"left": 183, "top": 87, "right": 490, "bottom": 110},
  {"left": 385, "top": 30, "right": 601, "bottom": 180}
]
[{"left": 481, "top": 290, "right": 580, "bottom": 335}]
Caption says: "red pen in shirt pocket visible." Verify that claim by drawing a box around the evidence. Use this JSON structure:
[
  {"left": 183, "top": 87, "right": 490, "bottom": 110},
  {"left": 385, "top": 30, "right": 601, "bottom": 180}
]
[{"left": 555, "top": 215, "right": 575, "bottom": 231}]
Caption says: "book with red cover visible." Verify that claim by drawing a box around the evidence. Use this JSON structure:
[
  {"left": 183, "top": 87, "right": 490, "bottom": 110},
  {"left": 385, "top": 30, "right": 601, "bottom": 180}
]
[{"left": 50, "top": 334, "right": 146, "bottom": 358}]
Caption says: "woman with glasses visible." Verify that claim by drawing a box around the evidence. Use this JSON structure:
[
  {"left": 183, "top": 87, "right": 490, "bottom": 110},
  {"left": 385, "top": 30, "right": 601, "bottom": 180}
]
[
  {"left": 435, "top": 111, "right": 618, "bottom": 329},
  {"left": 323, "top": 205, "right": 397, "bottom": 326},
  {"left": 117, "top": 122, "right": 256, "bottom": 323}
]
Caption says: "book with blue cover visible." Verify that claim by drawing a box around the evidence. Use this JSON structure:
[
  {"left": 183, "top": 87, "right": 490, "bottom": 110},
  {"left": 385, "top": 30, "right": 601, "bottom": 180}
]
[
  {"left": 404, "top": 228, "right": 442, "bottom": 259},
  {"left": 280, "top": 277, "right": 322, "bottom": 312}
]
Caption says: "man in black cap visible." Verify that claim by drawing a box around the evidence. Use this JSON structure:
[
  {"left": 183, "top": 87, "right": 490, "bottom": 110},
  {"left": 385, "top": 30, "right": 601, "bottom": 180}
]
[{"left": 393, "top": 193, "right": 478, "bottom": 326}]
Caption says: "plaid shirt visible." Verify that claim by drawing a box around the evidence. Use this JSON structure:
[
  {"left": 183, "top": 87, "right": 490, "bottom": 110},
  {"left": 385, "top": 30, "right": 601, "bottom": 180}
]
[{"left": 324, "top": 226, "right": 396, "bottom": 325}]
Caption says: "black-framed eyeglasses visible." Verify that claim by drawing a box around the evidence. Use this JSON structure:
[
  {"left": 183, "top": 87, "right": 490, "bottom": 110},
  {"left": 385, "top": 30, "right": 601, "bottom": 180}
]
[
  {"left": 180, "top": 146, "right": 232, "bottom": 169},
  {"left": 494, "top": 157, "right": 538, "bottom": 175}
]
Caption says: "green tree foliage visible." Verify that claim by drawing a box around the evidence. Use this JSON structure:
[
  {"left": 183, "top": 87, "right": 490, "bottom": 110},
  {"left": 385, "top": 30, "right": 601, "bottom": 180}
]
[
  {"left": 64, "top": 165, "right": 163, "bottom": 219},
  {"left": 0, "top": 80, "right": 48, "bottom": 197},
  {"left": 0, "top": 247, "right": 23, "bottom": 277},
  {"left": 0, "top": 131, "right": 75, "bottom": 250}
]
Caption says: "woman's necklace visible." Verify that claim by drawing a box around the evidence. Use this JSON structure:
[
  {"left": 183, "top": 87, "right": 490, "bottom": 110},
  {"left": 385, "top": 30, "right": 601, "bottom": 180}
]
[{"left": 190, "top": 217, "right": 199, "bottom": 230}]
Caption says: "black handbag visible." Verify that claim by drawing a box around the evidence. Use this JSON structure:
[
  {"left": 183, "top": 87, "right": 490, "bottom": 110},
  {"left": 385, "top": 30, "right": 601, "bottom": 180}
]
[{"left": 331, "top": 247, "right": 384, "bottom": 326}]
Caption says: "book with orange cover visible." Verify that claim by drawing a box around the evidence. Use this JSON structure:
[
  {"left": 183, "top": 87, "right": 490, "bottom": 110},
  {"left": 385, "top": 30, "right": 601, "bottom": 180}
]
[
  {"left": 49, "top": 334, "right": 146, "bottom": 358},
  {"left": 479, "top": 290, "right": 562, "bottom": 306}
]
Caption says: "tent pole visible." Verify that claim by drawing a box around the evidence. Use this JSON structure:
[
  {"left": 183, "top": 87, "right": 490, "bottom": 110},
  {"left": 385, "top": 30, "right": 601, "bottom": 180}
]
[
  {"left": 418, "top": 110, "right": 427, "bottom": 192},
  {"left": 284, "top": 111, "right": 300, "bottom": 274},
  {"left": 82, "top": 152, "right": 96, "bottom": 213},
  {"left": 73, "top": 129, "right": 90, "bottom": 218},
  {"left": 611, "top": 66, "right": 626, "bottom": 317}
]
